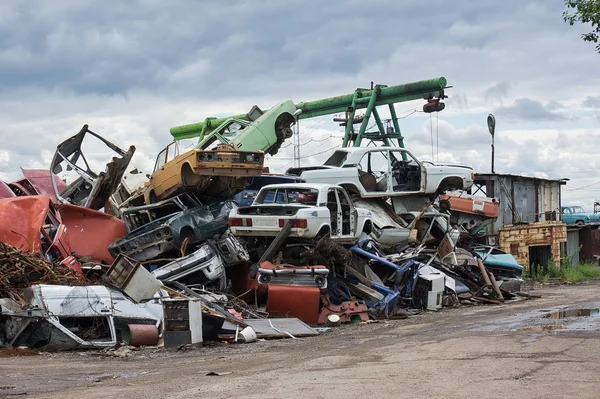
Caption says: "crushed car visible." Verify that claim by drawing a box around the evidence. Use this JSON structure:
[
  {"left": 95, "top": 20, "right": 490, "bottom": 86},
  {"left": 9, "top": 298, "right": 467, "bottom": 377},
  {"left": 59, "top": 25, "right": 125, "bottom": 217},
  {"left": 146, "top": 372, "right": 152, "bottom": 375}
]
[
  {"left": 109, "top": 193, "right": 235, "bottom": 261},
  {"left": 228, "top": 183, "right": 373, "bottom": 241},
  {"left": 0, "top": 284, "right": 162, "bottom": 350}
]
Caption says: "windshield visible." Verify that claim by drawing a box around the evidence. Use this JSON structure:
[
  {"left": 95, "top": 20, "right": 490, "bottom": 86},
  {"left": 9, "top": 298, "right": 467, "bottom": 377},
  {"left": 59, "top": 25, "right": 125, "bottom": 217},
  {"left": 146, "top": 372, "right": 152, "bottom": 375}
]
[{"left": 255, "top": 187, "right": 319, "bottom": 206}]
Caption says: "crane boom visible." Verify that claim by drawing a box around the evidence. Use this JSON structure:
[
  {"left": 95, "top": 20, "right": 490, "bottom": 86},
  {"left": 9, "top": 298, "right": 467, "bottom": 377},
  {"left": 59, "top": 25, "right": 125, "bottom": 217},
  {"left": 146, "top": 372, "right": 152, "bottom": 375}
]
[{"left": 169, "top": 77, "right": 448, "bottom": 152}]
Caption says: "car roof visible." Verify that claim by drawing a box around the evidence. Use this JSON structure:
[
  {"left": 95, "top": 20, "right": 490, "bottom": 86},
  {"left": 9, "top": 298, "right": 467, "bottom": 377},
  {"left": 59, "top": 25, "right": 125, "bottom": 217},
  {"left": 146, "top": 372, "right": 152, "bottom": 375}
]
[
  {"left": 259, "top": 182, "right": 341, "bottom": 191},
  {"left": 333, "top": 146, "right": 405, "bottom": 153}
]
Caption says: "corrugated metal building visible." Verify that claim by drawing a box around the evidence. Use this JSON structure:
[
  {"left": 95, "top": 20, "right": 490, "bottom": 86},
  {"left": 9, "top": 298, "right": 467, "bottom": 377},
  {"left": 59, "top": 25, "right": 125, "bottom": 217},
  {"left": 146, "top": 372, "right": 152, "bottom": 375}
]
[
  {"left": 471, "top": 173, "right": 566, "bottom": 235},
  {"left": 471, "top": 173, "right": 568, "bottom": 270}
]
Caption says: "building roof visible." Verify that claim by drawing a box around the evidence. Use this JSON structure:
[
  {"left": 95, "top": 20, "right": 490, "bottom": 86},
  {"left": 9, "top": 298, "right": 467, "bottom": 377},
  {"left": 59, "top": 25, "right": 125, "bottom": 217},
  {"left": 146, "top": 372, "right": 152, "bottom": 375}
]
[{"left": 474, "top": 173, "right": 568, "bottom": 185}]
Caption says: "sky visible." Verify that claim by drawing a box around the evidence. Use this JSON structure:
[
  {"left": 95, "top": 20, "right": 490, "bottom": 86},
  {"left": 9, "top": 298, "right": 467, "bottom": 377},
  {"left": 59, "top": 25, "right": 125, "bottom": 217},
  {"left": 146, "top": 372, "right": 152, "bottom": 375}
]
[{"left": 1, "top": 0, "right": 600, "bottom": 210}]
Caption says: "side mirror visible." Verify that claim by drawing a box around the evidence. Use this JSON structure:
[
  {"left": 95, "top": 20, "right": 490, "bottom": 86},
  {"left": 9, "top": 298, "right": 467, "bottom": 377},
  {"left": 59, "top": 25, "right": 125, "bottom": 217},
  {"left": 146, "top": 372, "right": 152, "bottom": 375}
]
[{"left": 146, "top": 174, "right": 151, "bottom": 179}]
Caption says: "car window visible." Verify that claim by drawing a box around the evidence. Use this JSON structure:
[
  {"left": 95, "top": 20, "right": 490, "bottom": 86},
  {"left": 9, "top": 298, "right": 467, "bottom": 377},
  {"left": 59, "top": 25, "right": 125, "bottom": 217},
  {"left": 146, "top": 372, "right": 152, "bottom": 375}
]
[
  {"left": 562, "top": 208, "right": 571, "bottom": 214},
  {"left": 390, "top": 150, "right": 416, "bottom": 165},
  {"left": 573, "top": 206, "right": 585, "bottom": 213},
  {"left": 324, "top": 151, "right": 349, "bottom": 167},
  {"left": 359, "top": 151, "right": 388, "bottom": 173},
  {"left": 256, "top": 188, "right": 319, "bottom": 205},
  {"left": 153, "top": 148, "right": 168, "bottom": 172}
]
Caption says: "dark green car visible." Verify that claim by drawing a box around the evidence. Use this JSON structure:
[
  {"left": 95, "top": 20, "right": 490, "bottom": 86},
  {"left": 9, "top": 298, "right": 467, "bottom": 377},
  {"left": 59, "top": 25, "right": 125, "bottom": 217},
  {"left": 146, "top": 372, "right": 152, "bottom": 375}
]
[{"left": 109, "top": 193, "right": 235, "bottom": 261}]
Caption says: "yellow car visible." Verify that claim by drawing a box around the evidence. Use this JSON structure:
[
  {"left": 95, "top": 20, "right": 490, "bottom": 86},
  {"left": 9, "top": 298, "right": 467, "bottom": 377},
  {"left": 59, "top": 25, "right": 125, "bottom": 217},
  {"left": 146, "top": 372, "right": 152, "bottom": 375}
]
[{"left": 144, "top": 141, "right": 264, "bottom": 204}]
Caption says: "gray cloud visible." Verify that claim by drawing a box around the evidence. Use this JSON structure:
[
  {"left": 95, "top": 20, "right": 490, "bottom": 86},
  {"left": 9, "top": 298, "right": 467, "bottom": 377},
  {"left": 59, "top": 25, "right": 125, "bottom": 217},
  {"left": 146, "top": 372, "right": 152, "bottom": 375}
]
[
  {"left": 1, "top": 0, "right": 600, "bottom": 208},
  {"left": 583, "top": 96, "right": 600, "bottom": 108},
  {"left": 494, "top": 98, "right": 571, "bottom": 122},
  {"left": 484, "top": 82, "right": 511, "bottom": 103}
]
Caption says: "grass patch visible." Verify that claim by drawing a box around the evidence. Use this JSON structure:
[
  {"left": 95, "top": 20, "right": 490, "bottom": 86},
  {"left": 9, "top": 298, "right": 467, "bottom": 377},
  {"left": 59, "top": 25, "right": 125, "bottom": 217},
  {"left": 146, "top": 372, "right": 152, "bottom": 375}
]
[
  {"left": 526, "top": 261, "right": 600, "bottom": 283},
  {"left": 561, "top": 263, "right": 600, "bottom": 283}
]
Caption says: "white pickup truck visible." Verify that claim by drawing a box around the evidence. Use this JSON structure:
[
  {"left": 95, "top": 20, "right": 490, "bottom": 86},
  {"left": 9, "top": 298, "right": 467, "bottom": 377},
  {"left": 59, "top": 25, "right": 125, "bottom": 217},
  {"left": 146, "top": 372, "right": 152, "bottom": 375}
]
[
  {"left": 228, "top": 183, "right": 373, "bottom": 241},
  {"left": 288, "top": 147, "right": 474, "bottom": 198}
]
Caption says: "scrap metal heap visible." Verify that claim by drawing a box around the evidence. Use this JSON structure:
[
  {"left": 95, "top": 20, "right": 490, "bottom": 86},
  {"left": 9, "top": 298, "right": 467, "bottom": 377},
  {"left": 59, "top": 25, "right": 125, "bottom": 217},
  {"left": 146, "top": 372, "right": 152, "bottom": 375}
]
[{"left": 0, "top": 79, "right": 526, "bottom": 352}]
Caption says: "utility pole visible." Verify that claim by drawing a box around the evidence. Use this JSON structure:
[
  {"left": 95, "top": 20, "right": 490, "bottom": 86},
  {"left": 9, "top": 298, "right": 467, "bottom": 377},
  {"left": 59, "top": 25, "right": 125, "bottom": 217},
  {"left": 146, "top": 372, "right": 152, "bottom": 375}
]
[{"left": 293, "top": 109, "right": 303, "bottom": 168}]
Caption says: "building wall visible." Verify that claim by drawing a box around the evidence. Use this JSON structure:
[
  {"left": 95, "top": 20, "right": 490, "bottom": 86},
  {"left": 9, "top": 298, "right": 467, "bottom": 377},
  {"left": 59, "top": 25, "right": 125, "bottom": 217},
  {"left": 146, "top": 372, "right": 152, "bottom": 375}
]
[
  {"left": 566, "top": 229, "right": 580, "bottom": 266},
  {"left": 499, "top": 222, "right": 567, "bottom": 270},
  {"left": 474, "top": 174, "right": 562, "bottom": 235}
]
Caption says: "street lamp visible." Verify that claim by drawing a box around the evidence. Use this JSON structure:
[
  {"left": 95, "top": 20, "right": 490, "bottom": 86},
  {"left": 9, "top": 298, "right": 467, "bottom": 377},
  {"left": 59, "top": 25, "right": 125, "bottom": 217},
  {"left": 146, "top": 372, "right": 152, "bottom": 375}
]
[{"left": 487, "top": 114, "right": 496, "bottom": 174}]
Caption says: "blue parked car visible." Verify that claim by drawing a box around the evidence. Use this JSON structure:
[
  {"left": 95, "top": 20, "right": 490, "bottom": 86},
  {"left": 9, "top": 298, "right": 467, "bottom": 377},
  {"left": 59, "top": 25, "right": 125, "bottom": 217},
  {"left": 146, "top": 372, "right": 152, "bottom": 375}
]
[
  {"left": 232, "top": 174, "right": 305, "bottom": 207},
  {"left": 561, "top": 206, "right": 600, "bottom": 226}
]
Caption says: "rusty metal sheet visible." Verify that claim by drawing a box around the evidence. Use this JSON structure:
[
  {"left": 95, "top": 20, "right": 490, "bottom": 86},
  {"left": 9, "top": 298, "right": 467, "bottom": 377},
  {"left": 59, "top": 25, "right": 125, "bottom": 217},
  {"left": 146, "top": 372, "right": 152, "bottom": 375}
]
[
  {"left": 57, "top": 203, "right": 127, "bottom": 264},
  {"left": 240, "top": 318, "right": 319, "bottom": 338},
  {"left": 266, "top": 285, "right": 321, "bottom": 325},
  {"left": 0, "top": 196, "right": 49, "bottom": 253}
]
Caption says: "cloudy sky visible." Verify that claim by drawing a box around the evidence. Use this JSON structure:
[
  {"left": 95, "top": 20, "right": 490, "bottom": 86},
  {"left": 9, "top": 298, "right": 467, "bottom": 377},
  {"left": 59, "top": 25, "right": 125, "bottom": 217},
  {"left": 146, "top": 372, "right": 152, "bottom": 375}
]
[{"left": 1, "top": 0, "right": 599, "bottom": 209}]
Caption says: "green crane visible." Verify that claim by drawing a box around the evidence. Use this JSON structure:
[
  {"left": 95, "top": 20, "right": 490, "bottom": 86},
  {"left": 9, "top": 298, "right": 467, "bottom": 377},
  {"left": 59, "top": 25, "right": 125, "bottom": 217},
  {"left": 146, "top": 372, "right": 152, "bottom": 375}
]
[{"left": 169, "top": 77, "right": 448, "bottom": 154}]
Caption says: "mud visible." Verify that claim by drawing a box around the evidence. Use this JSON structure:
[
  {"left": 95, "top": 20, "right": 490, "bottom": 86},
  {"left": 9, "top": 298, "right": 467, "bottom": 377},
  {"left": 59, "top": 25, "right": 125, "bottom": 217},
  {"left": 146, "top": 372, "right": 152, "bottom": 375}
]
[{"left": 1, "top": 280, "right": 600, "bottom": 398}]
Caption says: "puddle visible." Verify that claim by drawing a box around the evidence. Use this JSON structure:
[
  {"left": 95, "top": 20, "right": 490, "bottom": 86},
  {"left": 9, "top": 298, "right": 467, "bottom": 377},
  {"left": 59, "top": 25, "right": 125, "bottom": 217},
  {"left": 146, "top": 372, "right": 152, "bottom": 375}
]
[
  {"left": 518, "top": 325, "right": 564, "bottom": 332},
  {"left": 545, "top": 308, "right": 600, "bottom": 319}
]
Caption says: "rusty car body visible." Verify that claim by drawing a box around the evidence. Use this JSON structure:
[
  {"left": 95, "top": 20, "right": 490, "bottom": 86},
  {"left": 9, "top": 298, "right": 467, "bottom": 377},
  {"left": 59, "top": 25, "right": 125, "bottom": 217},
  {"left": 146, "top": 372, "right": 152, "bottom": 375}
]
[
  {"left": 109, "top": 193, "right": 235, "bottom": 261},
  {"left": 8, "top": 169, "right": 68, "bottom": 203},
  {"left": 0, "top": 196, "right": 81, "bottom": 272},
  {"left": 50, "top": 124, "right": 136, "bottom": 210},
  {"left": 0, "top": 195, "right": 127, "bottom": 268},
  {"left": 143, "top": 140, "right": 265, "bottom": 204}
]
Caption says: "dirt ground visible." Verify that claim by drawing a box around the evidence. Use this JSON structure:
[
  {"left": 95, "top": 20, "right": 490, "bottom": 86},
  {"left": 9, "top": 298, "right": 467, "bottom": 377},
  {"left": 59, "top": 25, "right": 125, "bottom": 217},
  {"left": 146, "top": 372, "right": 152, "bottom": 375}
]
[{"left": 2, "top": 281, "right": 600, "bottom": 399}]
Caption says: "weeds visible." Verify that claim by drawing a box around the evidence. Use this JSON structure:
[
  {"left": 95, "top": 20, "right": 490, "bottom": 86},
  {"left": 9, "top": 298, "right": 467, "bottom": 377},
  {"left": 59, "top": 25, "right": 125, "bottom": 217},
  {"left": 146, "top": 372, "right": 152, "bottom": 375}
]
[{"left": 526, "top": 259, "right": 600, "bottom": 283}]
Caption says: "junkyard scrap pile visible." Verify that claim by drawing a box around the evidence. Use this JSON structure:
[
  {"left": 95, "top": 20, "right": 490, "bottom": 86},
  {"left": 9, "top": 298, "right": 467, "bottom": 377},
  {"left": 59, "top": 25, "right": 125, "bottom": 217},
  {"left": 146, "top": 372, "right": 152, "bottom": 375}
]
[{"left": 0, "top": 80, "right": 526, "bottom": 351}]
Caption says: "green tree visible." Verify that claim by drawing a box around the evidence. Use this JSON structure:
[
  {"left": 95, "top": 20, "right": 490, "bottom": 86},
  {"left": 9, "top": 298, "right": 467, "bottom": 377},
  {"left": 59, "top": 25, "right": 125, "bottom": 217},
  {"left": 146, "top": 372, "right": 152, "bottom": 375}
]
[{"left": 564, "top": 0, "right": 600, "bottom": 53}]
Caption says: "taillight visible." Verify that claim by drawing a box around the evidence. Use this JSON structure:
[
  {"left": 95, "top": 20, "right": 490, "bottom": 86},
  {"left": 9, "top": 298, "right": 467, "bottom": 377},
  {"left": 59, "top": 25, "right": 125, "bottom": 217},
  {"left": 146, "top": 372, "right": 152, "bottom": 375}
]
[
  {"left": 471, "top": 172, "right": 475, "bottom": 180},
  {"left": 228, "top": 217, "right": 253, "bottom": 227},
  {"left": 279, "top": 219, "right": 308, "bottom": 228}
]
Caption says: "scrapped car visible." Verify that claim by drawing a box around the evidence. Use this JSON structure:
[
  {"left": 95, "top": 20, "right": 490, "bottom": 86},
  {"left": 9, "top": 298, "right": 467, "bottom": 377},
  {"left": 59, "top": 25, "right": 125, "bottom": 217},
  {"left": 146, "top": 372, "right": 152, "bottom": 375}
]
[
  {"left": 8, "top": 169, "right": 68, "bottom": 203},
  {"left": 473, "top": 246, "right": 524, "bottom": 279},
  {"left": 561, "top": 205, "right": 600, "bottom": 226},
  {"left": 109, "top": 193, "right": 235, "bottom": 261},
  {"left": 0, "top": 196, "right": 80, "bottom": 272},
  {"left": 50, "top": 124, "right": 136, "bottom": 210},
  {"left": 144, "top": 140, "right": 265, "bottom": 204},
  {"left": 152, "top": 242, "right": 227, "bottom": 290},
  {"left": 228, "top": 183, "right": 373, "bottom": 241},
  {"left": 295, "top": 147, "right": 474, "bottom": 198},
  {"left": 0, "top": 195, "right": 127, "bottom": 269},
  {"left": 0, "top": 284, "right": 162, "bottom": 350},
  {"left": 232, "top": 174, "right": 305, "bottom": 207}
]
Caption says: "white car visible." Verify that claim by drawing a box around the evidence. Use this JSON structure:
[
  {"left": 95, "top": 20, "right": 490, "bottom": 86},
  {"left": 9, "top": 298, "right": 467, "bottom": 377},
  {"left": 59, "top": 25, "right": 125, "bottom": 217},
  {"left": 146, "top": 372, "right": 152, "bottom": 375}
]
[
  {"left": 228, "top": 183, "right": 373, "bottom": 241},
  {"left": 291, "top": 147, "right": 474, "bottom": 198}
]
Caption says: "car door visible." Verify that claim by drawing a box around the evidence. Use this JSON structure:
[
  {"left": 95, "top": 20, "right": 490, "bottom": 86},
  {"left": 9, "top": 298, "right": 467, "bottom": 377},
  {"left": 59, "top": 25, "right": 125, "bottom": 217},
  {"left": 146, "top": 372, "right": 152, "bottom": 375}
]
[
  {"left": 336, "top": 188, "right": 356, "bottom": 237},
  {"left": 389, "top": 149, "right": 424, "bottom": 194},
  {"left": 150, "top": 142, "right": 180, "bottom": 196}
]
